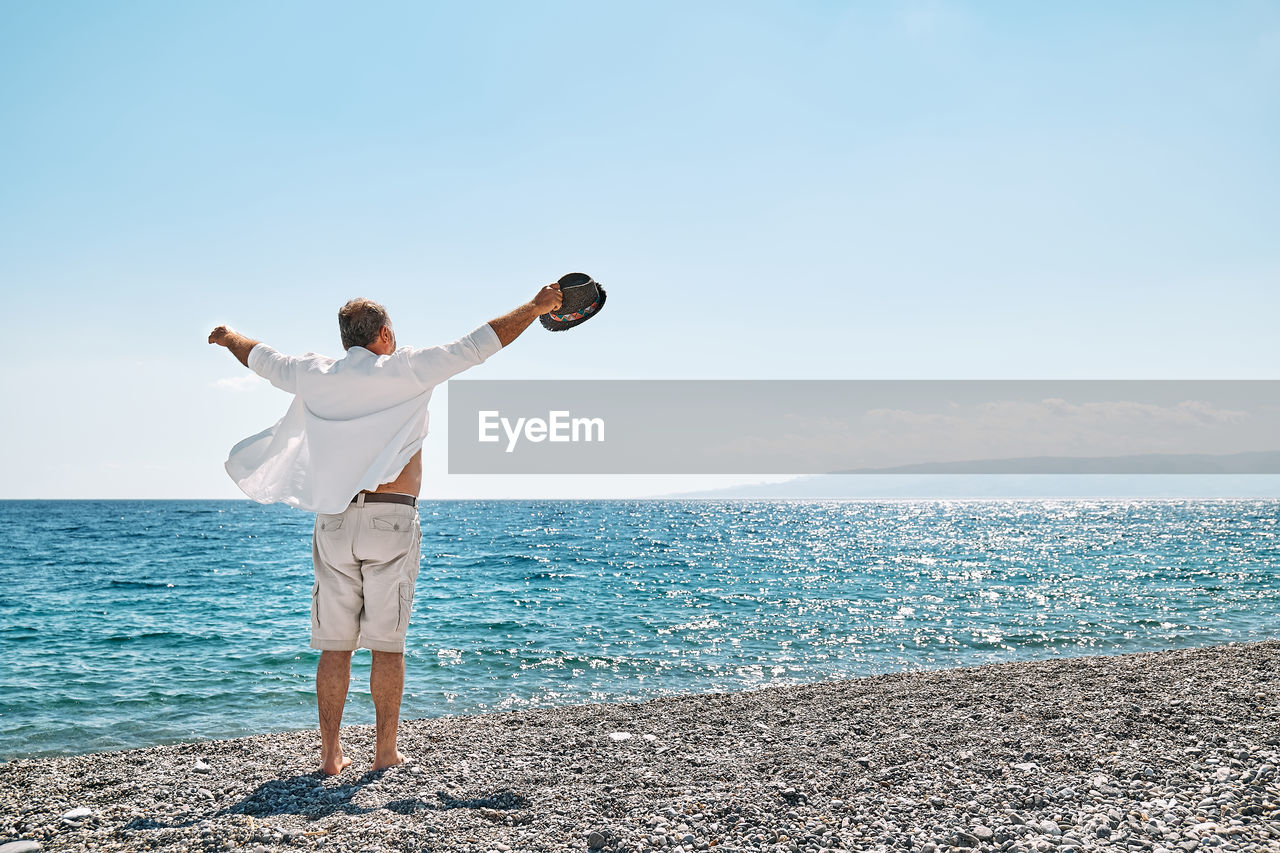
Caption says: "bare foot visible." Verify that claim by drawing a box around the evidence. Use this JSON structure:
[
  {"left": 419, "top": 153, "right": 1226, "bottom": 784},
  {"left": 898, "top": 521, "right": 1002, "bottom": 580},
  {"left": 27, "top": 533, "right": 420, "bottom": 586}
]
[
  {"left": 320, "top": 755, "right": 352, "bottom": 775},
  {"left": 371, "top": 750, "right": 405, "bottom": 771}
]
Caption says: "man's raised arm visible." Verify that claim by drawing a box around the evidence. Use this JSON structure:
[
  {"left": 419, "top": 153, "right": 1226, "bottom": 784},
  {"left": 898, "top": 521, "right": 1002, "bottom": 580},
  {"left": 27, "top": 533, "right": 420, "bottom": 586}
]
[
  {"left": 487, "top": 283, "right": 563, "bottom": 347},
  {"left": 208, "top": 326, "right": 260, "bottom": 368},
  {"left": 210, "top": 326, "right": 300, "bottom": 392}
]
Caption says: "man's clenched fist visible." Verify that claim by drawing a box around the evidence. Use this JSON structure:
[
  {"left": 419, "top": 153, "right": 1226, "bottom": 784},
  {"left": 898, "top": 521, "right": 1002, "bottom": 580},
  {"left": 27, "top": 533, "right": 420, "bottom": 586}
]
[{"left": 532, "top": 283, "right": 563, "bottom": 314}]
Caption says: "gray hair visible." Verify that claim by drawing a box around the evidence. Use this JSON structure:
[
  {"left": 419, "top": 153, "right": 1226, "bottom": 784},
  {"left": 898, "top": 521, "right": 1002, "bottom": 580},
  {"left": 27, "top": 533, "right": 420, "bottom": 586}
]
[{"left": 338, "top": 298, "right": 392, "bottom": 350}]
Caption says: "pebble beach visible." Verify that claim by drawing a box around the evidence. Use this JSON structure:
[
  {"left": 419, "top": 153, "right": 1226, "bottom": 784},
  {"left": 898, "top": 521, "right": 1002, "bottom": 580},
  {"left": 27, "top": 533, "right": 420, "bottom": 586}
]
[{"left": 2, "top": 641, "right": 1277, "bottom": 853}]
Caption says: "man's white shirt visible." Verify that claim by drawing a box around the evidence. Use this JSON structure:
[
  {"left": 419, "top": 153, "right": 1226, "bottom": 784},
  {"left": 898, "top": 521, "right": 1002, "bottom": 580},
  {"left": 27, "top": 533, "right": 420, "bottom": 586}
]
[{"left": 225, "top": 322, "right": 502, "bottom": 514}]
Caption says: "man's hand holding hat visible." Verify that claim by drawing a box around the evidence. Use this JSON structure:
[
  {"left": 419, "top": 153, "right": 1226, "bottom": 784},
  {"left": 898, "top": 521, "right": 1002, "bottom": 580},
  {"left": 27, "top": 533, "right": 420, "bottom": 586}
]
[
  {"left": 540, "top": 273, "right": 606, "bottom": 332},
  {"left": 532, "top": 282, "right": 563, "bottom": 315}
]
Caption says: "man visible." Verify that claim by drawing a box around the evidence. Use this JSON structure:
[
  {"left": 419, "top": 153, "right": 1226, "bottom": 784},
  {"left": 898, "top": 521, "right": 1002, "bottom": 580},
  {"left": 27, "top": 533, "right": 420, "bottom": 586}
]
[{"left": 208, "top": 282, "right": 563, "bottom": 774}]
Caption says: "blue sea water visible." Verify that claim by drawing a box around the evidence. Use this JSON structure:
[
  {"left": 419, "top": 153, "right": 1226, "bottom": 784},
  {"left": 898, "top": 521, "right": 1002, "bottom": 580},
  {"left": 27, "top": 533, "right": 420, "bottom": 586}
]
[{"left": 1, "top": 499, "right": 1277, "bottom": 762}]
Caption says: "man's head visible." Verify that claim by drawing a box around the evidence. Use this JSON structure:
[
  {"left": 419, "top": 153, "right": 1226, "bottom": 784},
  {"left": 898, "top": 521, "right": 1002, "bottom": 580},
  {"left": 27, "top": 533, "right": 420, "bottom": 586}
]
[{"left": 338, "top": 298, "right": 396, "bottom": 354}]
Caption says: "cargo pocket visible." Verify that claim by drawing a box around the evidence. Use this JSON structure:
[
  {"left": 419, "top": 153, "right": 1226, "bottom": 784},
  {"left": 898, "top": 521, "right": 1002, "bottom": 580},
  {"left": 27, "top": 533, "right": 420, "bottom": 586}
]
[{"left": 396, "top": 581, "right": 414, "bottom": 633}]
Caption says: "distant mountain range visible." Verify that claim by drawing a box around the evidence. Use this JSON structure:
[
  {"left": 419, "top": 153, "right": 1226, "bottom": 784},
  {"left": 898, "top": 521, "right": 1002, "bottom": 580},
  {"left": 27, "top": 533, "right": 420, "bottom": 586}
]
[
  {"left": 834, "top": 449, "right": 1280, "bottom": 475},
  {"left": 651, "top": 451, "right": 1280, "bottom": 498}
]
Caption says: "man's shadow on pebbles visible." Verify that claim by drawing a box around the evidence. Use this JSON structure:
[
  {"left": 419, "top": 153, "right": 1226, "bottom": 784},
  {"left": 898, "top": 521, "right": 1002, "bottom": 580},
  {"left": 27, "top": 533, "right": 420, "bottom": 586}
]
[
  {"left": 227, "top": 770, "right": 527, "bottom": 819},
  {"left": 227, "top": 769, "right": 402, "bottom": 818},
  {"left": 122, "top": 769, "right": 527, "bottom": 831}
]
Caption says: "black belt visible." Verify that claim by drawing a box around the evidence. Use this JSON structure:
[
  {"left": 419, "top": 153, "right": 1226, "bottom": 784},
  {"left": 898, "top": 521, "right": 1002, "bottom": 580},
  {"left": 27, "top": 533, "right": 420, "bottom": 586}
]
[{"left": 351, "top": 492, "right": 417, "bottom": 507}]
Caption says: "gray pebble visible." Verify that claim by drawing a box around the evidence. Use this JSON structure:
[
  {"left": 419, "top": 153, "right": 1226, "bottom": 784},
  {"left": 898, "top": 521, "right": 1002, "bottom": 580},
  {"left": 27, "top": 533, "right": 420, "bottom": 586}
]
[{"left": 1038, "top": 820, "right": 1062, "bottom": 836}]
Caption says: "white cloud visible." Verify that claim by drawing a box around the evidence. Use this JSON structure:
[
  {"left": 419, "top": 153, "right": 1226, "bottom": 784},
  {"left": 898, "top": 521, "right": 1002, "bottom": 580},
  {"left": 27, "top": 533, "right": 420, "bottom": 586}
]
[
  {"left": 709, "top": 398, "right": 1261, "bottom": 471},
  {"left": 895, "top": 0, "right": 971, "bottom": 42},
  {"left": 856, "top": 398, "right": 1251, "bottom": 462},
  {"left": 210, "top": 375, "right": 266, "bottom": 392}
]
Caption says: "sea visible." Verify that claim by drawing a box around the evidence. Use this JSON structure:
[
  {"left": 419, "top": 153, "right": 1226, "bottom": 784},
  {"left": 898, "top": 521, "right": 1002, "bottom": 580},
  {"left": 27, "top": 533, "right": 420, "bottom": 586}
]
[{"left": 2, "top": 499, "right": 1277, "bottom": 762}]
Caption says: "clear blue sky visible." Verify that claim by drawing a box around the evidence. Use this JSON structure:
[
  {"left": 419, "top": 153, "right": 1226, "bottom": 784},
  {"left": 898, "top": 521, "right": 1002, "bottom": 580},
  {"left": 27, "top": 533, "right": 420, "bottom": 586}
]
[{"left": 1, "top": 1, "right": 1276, "bottom": 499}]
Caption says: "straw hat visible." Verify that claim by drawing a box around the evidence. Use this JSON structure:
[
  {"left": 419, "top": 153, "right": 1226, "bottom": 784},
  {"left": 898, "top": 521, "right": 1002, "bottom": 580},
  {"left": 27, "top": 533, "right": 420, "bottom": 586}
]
[{"left": 540, "top": 272, "right": 607, "bottom": 332}]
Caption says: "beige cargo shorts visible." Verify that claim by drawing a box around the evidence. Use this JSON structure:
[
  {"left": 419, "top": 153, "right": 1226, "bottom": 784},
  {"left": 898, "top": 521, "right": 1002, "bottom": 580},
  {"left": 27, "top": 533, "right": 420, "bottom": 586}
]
[{"left": 310, "top": 494, "right": 422, "bottom": 653}]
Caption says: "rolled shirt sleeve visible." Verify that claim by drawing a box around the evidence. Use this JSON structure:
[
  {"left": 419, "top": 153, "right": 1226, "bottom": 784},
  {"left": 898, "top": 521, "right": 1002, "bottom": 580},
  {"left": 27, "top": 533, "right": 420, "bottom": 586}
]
[
  {"left": 407, "top": 322, "right": 503, "bottom": 388},
  {"left": 248, "top": 343, "right": 301, "bottom": 393}
]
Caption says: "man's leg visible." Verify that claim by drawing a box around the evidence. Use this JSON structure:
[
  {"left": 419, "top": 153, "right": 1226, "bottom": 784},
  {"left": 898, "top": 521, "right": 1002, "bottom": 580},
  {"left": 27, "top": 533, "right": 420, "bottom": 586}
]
[
  {"left": 358, "top": 502, "right": 420, "bottom": 770},
  {"left": 317, "top": 649, "right": 354, "bottom": 775},
  {"left": 370, "top": 650, "right": 405, "bottom": 769},
  {"left": 311, "top": 507, "right": 364, "bottom": 775}
]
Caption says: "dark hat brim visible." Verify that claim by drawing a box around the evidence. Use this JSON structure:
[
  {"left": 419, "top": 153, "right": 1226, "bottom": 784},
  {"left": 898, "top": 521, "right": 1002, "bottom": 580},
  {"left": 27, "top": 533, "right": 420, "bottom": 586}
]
[{"left": 540, "top": 286, "right": 606, "bottom": 332}]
